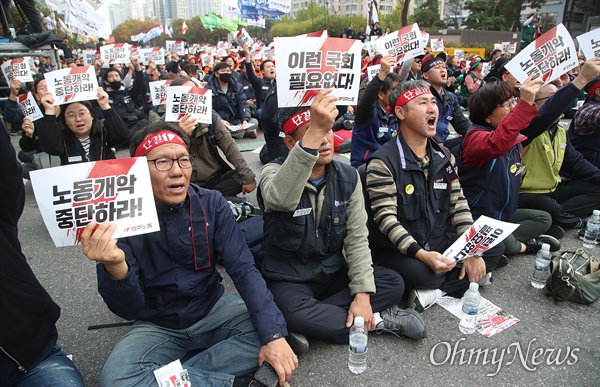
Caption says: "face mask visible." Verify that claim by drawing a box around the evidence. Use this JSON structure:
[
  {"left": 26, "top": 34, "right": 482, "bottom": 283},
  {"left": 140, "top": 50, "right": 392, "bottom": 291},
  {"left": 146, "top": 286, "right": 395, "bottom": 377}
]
[
  {"left": 109, "top": 80, "right": 122, "bottom": 90},
  {"left": 218, "top": 73, "right": 231, "bottom": 83}
]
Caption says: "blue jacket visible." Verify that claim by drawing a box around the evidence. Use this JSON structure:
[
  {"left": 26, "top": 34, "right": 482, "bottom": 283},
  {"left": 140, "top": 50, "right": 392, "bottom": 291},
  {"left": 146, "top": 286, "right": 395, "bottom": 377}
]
[
  {"left": 430, "top": 86, "right": 470, "bottom": 142},
  {"left": 205, "top": 73, "right": 250, "bottom": 125},
  {"left": 98, "top": 184, "right": 287, "bottom": 345},
  {"left": 351, "top": 76, "right": 398, "bottom": 167}
]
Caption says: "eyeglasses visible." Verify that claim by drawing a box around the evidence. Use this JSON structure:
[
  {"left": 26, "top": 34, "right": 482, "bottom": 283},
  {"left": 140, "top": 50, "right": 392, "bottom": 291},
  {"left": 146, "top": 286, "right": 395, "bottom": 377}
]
[
  {"left": 65, "top": 110, "right": 90, "bottom": 121},
  {"left": 499, "top": 98, "right": 518, "bottom": 111},
  {"left": 147, "top": 155, "right": 194, "bottom": 171}
]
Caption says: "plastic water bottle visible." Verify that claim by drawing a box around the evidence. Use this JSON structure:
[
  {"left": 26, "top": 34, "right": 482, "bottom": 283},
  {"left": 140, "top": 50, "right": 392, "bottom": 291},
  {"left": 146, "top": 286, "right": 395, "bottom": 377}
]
[
  {"left": 531, "top": 243, "right": 551, "bottom": 289},
  {"left": 348, "top": 316, "right": 367, "bottom": 374},
  {"left": 459, "top": 282, "right": 480, "bottom": 334},
  {"left": 583, "top": 210, "right": 600, "bottom": 249}
]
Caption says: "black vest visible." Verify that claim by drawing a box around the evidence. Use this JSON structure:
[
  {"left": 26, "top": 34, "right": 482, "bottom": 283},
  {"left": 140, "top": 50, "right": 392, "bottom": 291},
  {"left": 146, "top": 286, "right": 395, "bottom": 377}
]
[
  {"left": 260, "top": 160, "right": 357, "bottom": 283},
  {"left": 366, "top": 135, "right": 457, "bottom": 253}
]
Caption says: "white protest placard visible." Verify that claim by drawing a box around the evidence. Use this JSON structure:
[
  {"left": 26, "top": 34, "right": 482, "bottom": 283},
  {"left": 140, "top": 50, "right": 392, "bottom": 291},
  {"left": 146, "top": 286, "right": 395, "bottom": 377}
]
[
  {"left": 165, "top": 86, "right": 212, "bottom": 124},
  {"left": 502, "top": 41, "right": 517, "bottom": 54},
  {"left": 100, "top": 43, "right": 131, "bottom": 66},
  {"left": 275, "top": 36, "right": 362, "bottom": 107},
  {"left": 431, "top": 38, "right": 445, "bottom": 52},
  {"left": 44, "top": 66, "right": 98, "bottom": 106},
  {"left": 17, "top": 92, "right": 43, "bottom": 121},
  {"left": 200, "top": 53, "right": 213, "bottom": 67},
  {"left": 149, "top": 79, "right": 173, "bottom": 106},
  {"left": 576, "top": 27, "right": 600, "bottom": 60},
  {"left": 363, "top": 41, "right": 378, "bottom": 56},
  {"left": 1, "top": 57, "right": 33, "bottom": 82},
  {"left": 30, "top": 158, "right": 160, "bottom": 247},
  {"left": 421, "top": 31, "right": 430, "bottom": 49},
  {"left": 166, "top": 40, "right": 185, "bottom": 55},
  {"left": 236, "top": 28, "right": 254, "bottom": 48},
  {"left": 494, "top": 43, "right": 503, "bottom": 50},
  {"left": 443, "top": 216, "right": 519, "bottom": 262},
  {"left": 505, "top": 23, "right": 578, "bottom": 86},
  {"left": 81, "top": 50, "right": 98, "bottom": 66},
  {"left": 374, "top": 24, "right": 425, "bottom": 64},
  {"left": 216, "top": 48, "right": 227, "bottom": 58},
  {"left": 482, "top": 62, "right": 491, "bottom": 77},
  {"left": 367, "top": 64, "right": 381, "bottom": 81},
  {"left": 139, "top": 47, "right": 166, "bottom": 65},
  {"left": 454, "top": 49, "right": 464, "bottom": 59}
]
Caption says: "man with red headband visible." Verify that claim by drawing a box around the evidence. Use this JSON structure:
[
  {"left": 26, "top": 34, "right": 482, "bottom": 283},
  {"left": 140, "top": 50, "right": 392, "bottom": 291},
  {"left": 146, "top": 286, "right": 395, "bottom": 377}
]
[
  {"left": 365, "top": 80, "right": 503, "bottom": 311},
  {"left": 80, "top": 121, "right": 297, "bottom": 386},
  {"left": 258, "top": 89, "right": 426, "bottom": 351}
]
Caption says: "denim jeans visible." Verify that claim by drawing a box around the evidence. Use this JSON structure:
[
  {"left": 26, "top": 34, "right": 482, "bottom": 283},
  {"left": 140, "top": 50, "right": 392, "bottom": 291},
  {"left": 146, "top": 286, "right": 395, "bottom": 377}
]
[
  {"left": 101, "top": 293, "right": 262, "bottom": 387},
  {"left": 13, "top": 345, "right": 84, "bottom": 387}
]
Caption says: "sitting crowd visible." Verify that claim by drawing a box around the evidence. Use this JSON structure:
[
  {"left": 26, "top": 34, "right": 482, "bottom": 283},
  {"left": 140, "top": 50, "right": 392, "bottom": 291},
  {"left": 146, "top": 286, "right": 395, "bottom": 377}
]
[{"left": 2, "top": 36, "right": 600, "bottom": 387}]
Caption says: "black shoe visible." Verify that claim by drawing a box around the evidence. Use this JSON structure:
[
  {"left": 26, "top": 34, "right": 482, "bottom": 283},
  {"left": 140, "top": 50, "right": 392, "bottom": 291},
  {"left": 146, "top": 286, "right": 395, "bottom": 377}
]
[
  {"left": 286, "top": 331, "right": 309, "bottom": 356},
  {"left": 524, "top": 235, "right": 560, "bottom": 254},
  {"left": 496, "top": 254, "right": 509, "bottom": 269},
  {"left": 545, "top": 224, "right": 565, "bottom": 239}
]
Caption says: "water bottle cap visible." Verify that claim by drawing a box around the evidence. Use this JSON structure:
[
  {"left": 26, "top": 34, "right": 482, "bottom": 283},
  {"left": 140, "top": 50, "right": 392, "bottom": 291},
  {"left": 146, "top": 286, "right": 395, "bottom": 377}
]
[
  {"left": 354, "top": 316, "right": 364, "bottom": 327},
  {"left": 593, "top": 210, "right": 600, "bottom": 216},
  {"left": 541, "top": 243, "right": 550, "bottom": 251},
  {"left": 469, "top": 282, "right": 479, "bottom": 291}
]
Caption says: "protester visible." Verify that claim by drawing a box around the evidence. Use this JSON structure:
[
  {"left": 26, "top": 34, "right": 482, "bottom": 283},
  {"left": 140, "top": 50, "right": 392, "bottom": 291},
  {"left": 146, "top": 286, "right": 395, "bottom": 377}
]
[
  {"left": 569, "top": 76, "right": 600, "bottom": 169},
  {"left": 172, "top": 76, "right": 257, "bottom": 197},
  {"left": 1, "top": 123, "right": 85, "bottom": 387},
  {"left": 37, "top": 88, "right": 129, "bottom": 165},
  {"left": 80, "top": 121, "right": 297, "bottom": 386},
  {"left": 351, "top": 54, "right": 400, "bottom": 167},
  {"left": 520, "top": 11, "right": 542, "bottom": 50},
  {"left": 457, "top": 76, "right": 561, "bottom": 256},
  {"left": 519, "top": 58, "right": 600, "bottom": 229},
  {"left": 258, "top": 89, "right": 426, "bottom": 347},
  {"left": 458, "top": 56, "right": 485, "bottom": 104},
  {"left": 365, "top": 80, "right": 503, "bottom": 311}
]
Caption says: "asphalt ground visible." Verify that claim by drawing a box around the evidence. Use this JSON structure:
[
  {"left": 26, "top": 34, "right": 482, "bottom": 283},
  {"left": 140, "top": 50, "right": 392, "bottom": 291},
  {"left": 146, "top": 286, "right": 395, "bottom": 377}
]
[{"left": 11, "top": 129, "right": 600, "bottom": 387}]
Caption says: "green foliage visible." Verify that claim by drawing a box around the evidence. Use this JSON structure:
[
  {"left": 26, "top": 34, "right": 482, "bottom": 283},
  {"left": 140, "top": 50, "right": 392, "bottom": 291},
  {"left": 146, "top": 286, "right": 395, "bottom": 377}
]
[
  {"left": 379, "top": 3, "right": 405, "bottom": 30},
  {"left": 464, "top": 0, "right": 509, "bottom": 30},
  {"left": 411, "top": 0, "right": 445, "bottom": 28}
]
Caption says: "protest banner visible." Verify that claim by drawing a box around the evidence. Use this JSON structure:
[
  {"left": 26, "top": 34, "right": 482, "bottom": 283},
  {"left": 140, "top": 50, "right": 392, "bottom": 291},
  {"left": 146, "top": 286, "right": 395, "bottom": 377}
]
[
  {"left": 367, "top": 64, "right": 381, "bottom": 81},
  {"left": 576, "top": 27, "right": 600, "bottom": 60},
  {"left": 165, "top": 86, "right": 212, "bottom": 124},
  {"left": 45, "top": 66, "right": 98, "bottom": 106},
  {"left": 201, "top": 53, "right": 213, "bottom": 67},
  {"left": 217, "top": 48, "right": 228, "bottom": 57},
  {"left": 18, "top": 92, "right": 43, "bottom": 121},
  {"left": 81, "top": 49, "right": 98, "bottom": 66},
  {"left": 443, "top": 215, "right": 519, "bottom": 262},
  {"left": 166, "top": 40, "right": 186, "bottom": 55},
  {"left": 421, "top": 31, "right": 429, "bottom": 49},
  {"left": 454, "top": 49, "right": 464, "bottom": 59},
  {"left": 482, "top": 62, "right": 491, "bottom": 77},
  {"left": 30, "top": 158, "right": 159, "bottom": 247},
  {"left": 374, "top": 24, "right": 425, "bottom": 64},
  {"left": 139, "top": 47, "right": 166, "bottom": 65},
  {"left": 100, "top": 43, "right": 131, "bottom": 66},
  {"left": 431, "top": 38, "right": 445, "bottom": 52},
  {"left": 236, "top": 28, "right": 254, "bottom": 47},
  {"left": 1, "top": 57, "right": 33, "bottom": 82},
  {"left": 149, "top": 79, "right": 173, "bottom": 106},
  {"left": 363, "top": 40, "right": 378, "bottom": 56},
  {"left": 274, "top": 36, "right": 362, "bottom": 107},
  {"left": 502, "top": 41, "right": 517, "bottom": 53},
  {"left": 504, "top": 23, "right": 578, "bottom": 86}
]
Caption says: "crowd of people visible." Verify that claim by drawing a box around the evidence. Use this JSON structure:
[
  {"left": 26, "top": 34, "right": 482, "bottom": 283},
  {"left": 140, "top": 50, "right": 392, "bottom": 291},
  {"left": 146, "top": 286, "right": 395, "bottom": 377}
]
[{"left": 2, "top": 25, "right": 600, "bottom": 387}]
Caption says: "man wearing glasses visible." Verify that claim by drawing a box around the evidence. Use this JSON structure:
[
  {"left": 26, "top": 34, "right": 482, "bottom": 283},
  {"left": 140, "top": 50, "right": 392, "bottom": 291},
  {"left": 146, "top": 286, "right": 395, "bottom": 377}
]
[{"left": 80, "top": 121, "right": 297, "bottom": 386}]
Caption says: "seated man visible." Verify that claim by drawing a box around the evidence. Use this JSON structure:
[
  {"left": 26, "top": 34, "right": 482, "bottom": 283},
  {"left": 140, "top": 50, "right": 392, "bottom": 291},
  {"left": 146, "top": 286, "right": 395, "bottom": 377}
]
[
  {"left": 172, "top": 76, "right": 257, "bottom": 198},
  {"left": 80, "top": 121, "right": 296, "bottom": 386},
  {"left": 258, "top": 89, "right": 426, "bottom": 348},
  {"left": 205, "top": 62, "right": 258, "bottom": 139},
  {"left": 365, "top": 80, "right": 503, "bottom": 310},
  {"left": 1, "top": 122, "right": 84, "bottom": 387},
  {"left": 569, "top": 76, "right": 600, "bottom": 169},
  {"left": 519, "top": 60, "right": 600, "bottom": 229},
  {"left": 420, "top": 56, "right": 470, "bottom": 143}
]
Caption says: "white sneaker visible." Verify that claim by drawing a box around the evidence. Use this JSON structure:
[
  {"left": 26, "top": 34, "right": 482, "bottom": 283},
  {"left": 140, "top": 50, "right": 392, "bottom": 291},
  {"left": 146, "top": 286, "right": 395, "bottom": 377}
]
[{"left": 408, "top": 289, "right": 440, "bottom": 313}]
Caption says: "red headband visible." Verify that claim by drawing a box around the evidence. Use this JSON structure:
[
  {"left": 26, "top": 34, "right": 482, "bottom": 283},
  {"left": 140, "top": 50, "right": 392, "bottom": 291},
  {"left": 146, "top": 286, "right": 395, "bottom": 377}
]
[
  {"left": 393, "top": 86, "right": 432, "bottom": 110},
  {"left": 282, "top": 109, "right": 311, "bottom": 135},
  {"left": 134, "top": 131, "right": 187, "bottom": 157}
]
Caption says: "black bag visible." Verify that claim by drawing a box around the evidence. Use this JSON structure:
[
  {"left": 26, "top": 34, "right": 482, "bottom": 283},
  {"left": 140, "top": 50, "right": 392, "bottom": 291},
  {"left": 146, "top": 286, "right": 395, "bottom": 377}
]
[{"left": 238, "top": 215, "right": 264, "bottom": 264}]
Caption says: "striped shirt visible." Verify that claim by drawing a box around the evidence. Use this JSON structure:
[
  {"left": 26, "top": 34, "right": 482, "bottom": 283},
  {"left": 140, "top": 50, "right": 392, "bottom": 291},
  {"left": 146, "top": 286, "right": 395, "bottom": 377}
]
[{"left": 79, "top": 137, "right": 90, "bottom": 161}]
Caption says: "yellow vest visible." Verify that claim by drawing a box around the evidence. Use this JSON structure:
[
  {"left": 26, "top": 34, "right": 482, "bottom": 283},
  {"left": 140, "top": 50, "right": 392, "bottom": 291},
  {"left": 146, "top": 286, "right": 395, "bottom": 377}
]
[{"left": 521, "top": 126, "right": 567, "bottom": 194}]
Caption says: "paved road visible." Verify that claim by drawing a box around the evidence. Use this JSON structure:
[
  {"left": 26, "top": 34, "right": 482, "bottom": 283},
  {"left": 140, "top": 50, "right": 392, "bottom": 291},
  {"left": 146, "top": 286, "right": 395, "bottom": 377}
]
[{"left": 12, "top": 133, "right": 600, "bottom": 386}]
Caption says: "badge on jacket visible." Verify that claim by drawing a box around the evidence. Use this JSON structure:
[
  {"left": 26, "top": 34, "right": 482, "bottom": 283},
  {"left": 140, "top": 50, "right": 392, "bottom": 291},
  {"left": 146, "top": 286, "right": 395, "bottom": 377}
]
[{"left": 293, "top": 208, "right": 312, "bottom": 217}]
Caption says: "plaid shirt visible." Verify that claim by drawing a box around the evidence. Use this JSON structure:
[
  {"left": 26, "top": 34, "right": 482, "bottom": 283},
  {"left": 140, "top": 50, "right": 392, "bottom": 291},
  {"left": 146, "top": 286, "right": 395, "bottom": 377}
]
[{"left": 573, "top": 99, "right": 600, "bottom": 136}]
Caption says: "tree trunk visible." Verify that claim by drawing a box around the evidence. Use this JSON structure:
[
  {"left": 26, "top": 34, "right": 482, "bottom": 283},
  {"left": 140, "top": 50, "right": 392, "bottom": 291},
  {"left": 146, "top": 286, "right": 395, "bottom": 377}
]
[
  {"left": 567, "top": 0, "right": 576, "bottom": 30},
  {"left": 402, "top": 0, "right": 410, "bottom": 27},
  {"left": 512, "top": 0, "right": 523, "bottom": 31}
]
